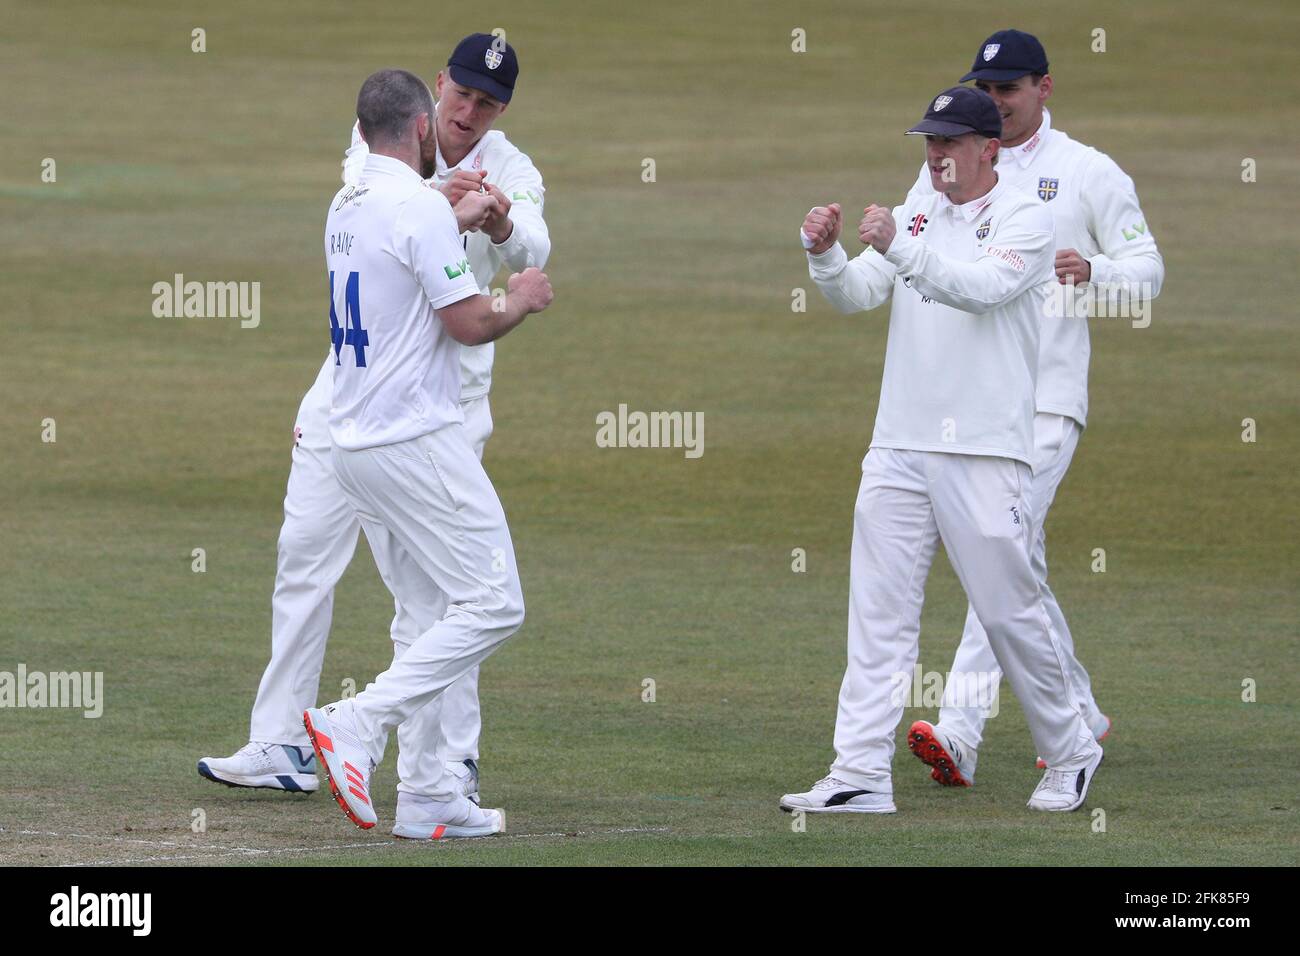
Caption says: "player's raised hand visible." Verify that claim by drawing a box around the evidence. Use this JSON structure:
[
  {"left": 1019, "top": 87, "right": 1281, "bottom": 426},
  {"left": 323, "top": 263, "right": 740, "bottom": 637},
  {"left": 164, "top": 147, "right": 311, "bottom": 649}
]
[
  {"left": 508, "top": 267, "right": 553, "bottom": 314},
  {"left": 802, "top": 203, "right": 842, "bottom": 255},
  {"left": 452, "top": 190, "right": 499, "bottom": 233},
  {"left": 859, "top": 204, "right": 896, "bottom": 254},
  {"left": 482, "top": 183, "right": 514, "bottom": 243},
  {"left": 1054, "top": 248, "right": 1091, "bottom": 285},
  {"left": 440, "top": 169, "right": 488, "bottom": 206}
]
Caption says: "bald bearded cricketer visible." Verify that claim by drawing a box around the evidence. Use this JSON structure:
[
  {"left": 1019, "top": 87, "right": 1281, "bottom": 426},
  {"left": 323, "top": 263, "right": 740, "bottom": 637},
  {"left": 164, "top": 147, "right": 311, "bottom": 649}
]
[
  {"left": 304, "top": 68, "right": 552, "bottom": 835},
  {"left": 198, "top": 33, "right": 549, "bottom": 816},
  {"left": 902, "top": 30, "right": 1163, "bottom": 786}
]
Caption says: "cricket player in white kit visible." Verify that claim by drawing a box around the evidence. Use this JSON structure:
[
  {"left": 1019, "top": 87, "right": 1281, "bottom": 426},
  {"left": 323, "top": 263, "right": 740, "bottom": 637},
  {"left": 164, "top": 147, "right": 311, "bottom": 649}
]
[
  {"left": 780, "top": 86, "right": 1102, "bottom": 814},
  {"left": 902, "top": 31, "right": 1163, "bottom": 786},
  {"left": 198, "top": 34, "right": 548, "bottom": 806},
  {"left": 303, "top": 68, "right": 552, "bottom": 836}
]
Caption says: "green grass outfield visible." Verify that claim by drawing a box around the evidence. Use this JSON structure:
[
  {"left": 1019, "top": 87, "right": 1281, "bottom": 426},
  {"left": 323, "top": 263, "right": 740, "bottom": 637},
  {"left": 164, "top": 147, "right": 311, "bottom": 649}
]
[{"left": 1, "top": 0, "right": 1297, "bottom": 866}]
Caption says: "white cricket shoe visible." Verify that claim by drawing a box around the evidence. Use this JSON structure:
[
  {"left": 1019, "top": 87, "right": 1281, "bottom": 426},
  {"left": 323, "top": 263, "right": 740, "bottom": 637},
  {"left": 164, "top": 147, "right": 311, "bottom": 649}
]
[
  {"left": 392, "top": 792, "right": 505, "bottom": 840},
  {"left": 303, "top": 701, "right": 378, "bottom": 829},
  {"left": 1028, "top": 748, "right": 1104, "bottom": 812},
  {"left": 906, "top": 720, "right": 976, "bottom": 787},
  {"left": 1037, "top": 714, "right": 1111, "bottom": 769},
  {"left": 447, "top": 758, "right": 480, "bottom": 805},
  {"left": 197, "top": 741, "right": 319, "bottom": 792},
  {"left": 779, "top": 776, "right": 897, "bottom": 814}
]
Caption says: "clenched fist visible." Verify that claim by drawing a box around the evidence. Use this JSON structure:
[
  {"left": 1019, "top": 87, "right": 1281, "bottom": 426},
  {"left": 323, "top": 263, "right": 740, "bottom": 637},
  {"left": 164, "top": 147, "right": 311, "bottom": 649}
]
[
  {"left": 508, "top": 267, "right": 553, "bottom": 314},
  {"left": 802, "top": 203, "right": 843, "bottom": 255},
  {"left": 1055, "top": 248, "right": 1091, "bottom": 285},
  {"left": 858, "top": 204, "right": 896, "bottom": 254},
  {"left": 452, "top": 190, "right": 499, "bottom": 233}
]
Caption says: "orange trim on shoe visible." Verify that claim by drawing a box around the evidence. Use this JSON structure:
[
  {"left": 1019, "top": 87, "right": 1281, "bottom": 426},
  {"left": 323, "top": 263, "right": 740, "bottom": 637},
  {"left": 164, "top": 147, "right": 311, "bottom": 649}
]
[
  {"left": 907, "top": 720, "right": 971, "bottom": 788},
  {"left": 304, "top": 711, "right": 374, "bottom": 830},
  {"left": 431, "top": 825, "right": 446, "bottom": 840}
]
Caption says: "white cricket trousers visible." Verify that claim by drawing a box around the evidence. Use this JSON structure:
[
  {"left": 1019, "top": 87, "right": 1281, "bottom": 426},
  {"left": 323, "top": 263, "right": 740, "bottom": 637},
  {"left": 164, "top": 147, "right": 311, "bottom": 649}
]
[
  {"left": 939, "top": 413, "right": 1104, "bottom": 750},
  {"left": 248, "top": 397, "right": 493, "bottom": 769},
  {"left": 331, "top": 422, "right": 523, "bottom": 791},
  {"left": 829, "top": 447, "right": 1099, "bottom": 794}
]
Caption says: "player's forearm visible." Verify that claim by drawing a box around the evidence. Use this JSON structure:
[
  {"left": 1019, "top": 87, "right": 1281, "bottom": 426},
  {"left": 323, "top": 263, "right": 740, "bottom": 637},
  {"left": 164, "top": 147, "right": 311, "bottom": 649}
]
[
  {"left": 1088, "top": 249, "right": 1164, "bottom": 300},
  {"left": 886, "top": 233, "right": 1049, "bottom": 313},
  {"left": 493, "top": 213, "right": 550, "bottom": 272},
  {"left": 442, "top": 292, "right": 532, "bottom": 346},
  {"left": 808, "top": 244, "right": 893, "bottom": 313},
  {"left": 485, "top": 291, "right": 535, "bottom": 342},
  {"left": 1082, "top": 158, "right": 1164, "bottom": 299}
]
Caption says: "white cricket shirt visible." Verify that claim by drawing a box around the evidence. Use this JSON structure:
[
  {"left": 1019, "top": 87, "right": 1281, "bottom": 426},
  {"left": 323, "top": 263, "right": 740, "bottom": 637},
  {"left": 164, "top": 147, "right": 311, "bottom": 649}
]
[
  {"left": 808, "top": 175, "right": 1055, "bottom": 467},
  {"left": 294, "top": 113, "right": 549, "bottom": 451},
  {"left": 324, "top": 153, "right": 480, "bottom": 451},
  {"left": 344, "top": 111, "right": 549, "bottom": 400},
  {"left": 907, "top": 111, "right": 1164, "bottom": 426}
]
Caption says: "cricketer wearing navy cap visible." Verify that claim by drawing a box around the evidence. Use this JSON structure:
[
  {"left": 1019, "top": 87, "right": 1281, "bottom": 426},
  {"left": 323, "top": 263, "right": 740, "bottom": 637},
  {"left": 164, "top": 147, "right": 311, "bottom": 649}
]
[
  {"left": 904, "top": 87, "right": 1003, "bottom": 201},
  {"left": 960, "top": 28, "right": 1049, "bottom": 82},
  {"left": 905, "top": 85, "right": 1002, "bottom": 139},
  {"left": 447, "top": 32, "right": 519, "bottom": 104},
  {"left": 198, "top": 31, "right": 551, "bottom": 826},
  {"left": 900, "top": 28, "right": 1164, "bottom": 792},
  {"left": 784, "top": 74, "right": 1109, "bottom": 817}
]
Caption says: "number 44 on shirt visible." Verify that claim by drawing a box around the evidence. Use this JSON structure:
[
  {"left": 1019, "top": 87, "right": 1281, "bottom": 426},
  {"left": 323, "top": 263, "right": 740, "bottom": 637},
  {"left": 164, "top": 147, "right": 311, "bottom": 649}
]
[{"left": 329, "top": 270, "right": 369, "bottom": 367}]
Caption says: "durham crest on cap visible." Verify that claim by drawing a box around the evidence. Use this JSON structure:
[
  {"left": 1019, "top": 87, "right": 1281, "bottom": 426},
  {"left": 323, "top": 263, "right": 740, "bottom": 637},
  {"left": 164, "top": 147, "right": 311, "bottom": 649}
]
[
  {"left": 983, "top": 43, "right": 1001, "bottom": 61},
  {"left": 933, "top": 95, "right": 953, "bottom": 111}
]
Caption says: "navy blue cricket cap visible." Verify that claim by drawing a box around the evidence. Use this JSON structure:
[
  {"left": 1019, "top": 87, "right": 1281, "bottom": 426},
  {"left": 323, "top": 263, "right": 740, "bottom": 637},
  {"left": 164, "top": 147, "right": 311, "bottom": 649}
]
[
  {"left": 447, "top": 33, "right": 518, "bottom": 103},
  {"left": 905, "top": 86, "right": 1002, "bottom": 139},
  {"left": 960, "top": 29, "right": 1049, "bottom": 82}
]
